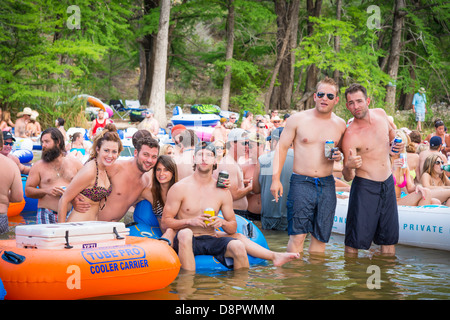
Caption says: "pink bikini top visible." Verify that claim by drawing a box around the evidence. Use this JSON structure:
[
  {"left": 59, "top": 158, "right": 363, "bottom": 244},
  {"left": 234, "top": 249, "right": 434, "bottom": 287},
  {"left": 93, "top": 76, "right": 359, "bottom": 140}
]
[{"left": 393, "top": 173, "right": 407, "bottom": 189}]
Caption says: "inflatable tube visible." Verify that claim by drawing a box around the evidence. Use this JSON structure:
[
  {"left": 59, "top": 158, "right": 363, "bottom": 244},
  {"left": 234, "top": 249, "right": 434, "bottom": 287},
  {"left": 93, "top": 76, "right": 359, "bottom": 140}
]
[
  {"left": 12, "top": 149, "right": 33, "bottom": 164},
  {"left": 129, "top": 200, "right": 268, "bottom": 271},
  {"left": 21, "top": 176, "right": 38, "bottom": 213},
  {"left": 185, "top": 125, "right": 215, "bottom": 142},
  {"left": 0, "top": 234, "right": 180, "bottom": 300},
  {"left": 0, "top": 278, "right": 5, "bottom": 300},
  {"left": 77, "top": 95, "right": 114, "bottom": 118},
  {"left": 7, "top": 199, "right": 25, "bottom": 217},
  {"left": 13, "top": 138, "right": 33, "bottom": 151},
  {"left": 332, "top": 193, "right": 450, "bottom": 251},
  {"left": 190, "top": 104, "right": 221, "bottom": 115},
  {"left": 171, "top": 114, "right": 220, "bottom": 127}
]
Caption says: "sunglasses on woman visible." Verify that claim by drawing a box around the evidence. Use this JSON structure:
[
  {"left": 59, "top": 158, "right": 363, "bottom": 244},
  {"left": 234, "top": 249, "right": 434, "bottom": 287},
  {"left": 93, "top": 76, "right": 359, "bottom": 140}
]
[
  {"left": 316, "top": 92, "right": 335, "bottom": 100},
  {"left": 435, "top": 160, "right": 443, "bottom": 165}
]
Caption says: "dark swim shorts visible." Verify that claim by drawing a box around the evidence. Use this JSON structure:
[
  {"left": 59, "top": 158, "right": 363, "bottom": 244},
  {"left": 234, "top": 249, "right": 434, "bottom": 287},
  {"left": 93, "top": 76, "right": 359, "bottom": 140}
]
[
  {"left": 286, "top": 174, "right": 336, "bottom": 243},
  {"left": 345, "top": 175, "right": 399, "bottom": 250},
  {"left": 173, "top": 234, "right": 237, "bottom": 269}
]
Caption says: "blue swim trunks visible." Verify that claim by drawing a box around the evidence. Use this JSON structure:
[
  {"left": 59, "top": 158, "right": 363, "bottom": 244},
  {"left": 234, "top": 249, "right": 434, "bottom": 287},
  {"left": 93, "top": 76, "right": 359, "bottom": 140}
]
[
  {"left": 345, "top": 175, "right": 399, "bottom": 250},
  {"left": 286, "top": 174, "right": 336, "bottom": 243},
  {"left": 36, "top": 207, "right": 73, "bottom": 224}
]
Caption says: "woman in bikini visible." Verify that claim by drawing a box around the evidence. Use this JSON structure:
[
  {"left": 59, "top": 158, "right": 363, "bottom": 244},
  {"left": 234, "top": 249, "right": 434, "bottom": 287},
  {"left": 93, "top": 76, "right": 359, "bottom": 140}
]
[
  {"left": 420, "top": 153, "right": 450, "bottom": 205},
  {"left": 391, "top": 130, "right": 438, "bottom": 207},
  {"left": 58, "top": 124, "right": 123, "bottom": 222}
]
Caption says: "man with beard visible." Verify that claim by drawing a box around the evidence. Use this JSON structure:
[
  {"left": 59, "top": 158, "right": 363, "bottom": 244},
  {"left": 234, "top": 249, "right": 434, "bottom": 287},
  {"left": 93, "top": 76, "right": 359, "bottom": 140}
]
[
  {"left": 25, "top": 128, "right": 83, "bottom": 223},
  {"left": 271, "top": 77, "right": 346, "bottom": 254}
]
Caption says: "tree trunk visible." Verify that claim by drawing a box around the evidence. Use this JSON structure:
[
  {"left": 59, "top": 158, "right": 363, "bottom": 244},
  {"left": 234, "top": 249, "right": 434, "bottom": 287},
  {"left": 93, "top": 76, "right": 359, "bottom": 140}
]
[
  {"left": 148, "top": 0, "right": 171, "bottom": 128},
  {"left": 265, "top": 0, "right": 299, "bottom": 113},
  {"left": 138, "top": 0, "right": 159, "bottom": 106},
  {"left": 220, "top": 0, "right": 235, "bottom": 111},
  {"left": 269, "top": 0, "right": 300, "bottom": 111},
  {"left": 302, "top": 0, "right": 323, "bottom": 110},
  {"left": 399, "top": 48, "right": 417, "bottom": 110},
  {"left": 385, "top": 0, "right": 406, "bottom": 112},
  {"left": 333, "top": 0, "right": 342, "bottom": 85}
]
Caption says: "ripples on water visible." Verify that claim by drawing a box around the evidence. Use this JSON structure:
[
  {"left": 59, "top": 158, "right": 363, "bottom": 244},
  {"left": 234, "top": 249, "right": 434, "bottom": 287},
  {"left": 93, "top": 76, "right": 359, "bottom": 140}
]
[{"left": 2, "top": 215, "right": 449, "bottom": 300}]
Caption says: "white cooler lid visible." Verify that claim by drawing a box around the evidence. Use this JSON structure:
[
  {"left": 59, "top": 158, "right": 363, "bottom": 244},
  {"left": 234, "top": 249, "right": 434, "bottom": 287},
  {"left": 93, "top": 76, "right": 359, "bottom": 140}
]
[{"left": 15, "top": 221, "right": 129, "bottom": 238}]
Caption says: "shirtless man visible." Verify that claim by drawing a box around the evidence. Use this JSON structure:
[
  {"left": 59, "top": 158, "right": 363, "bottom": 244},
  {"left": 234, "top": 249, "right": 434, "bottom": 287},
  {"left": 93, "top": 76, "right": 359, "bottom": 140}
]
[
  {"left": 173, "top": 129, "right": 199, "bottom": 180},
  {"left": 341, "top": 83, "right": 401, "bottom": 255},
  {"left": 215, "top": 129, "right": 253, "bottom": 215},
  {"left": 97, "top": 135, "right": 160, "bottom": 221},
  {"left": 137, "top": 109, "right": 159, "bottom": 137},
  {"left": 15, "top": 107, "right": 33, "bottom": 138},
  {"left": 1, "top": 131, "right": 30, "bottom": 174},
  {"left": 162, "top": 143, "right": 299, "bottom": 271},
  {"left": 240, "top": 132, "right": 266, "bottom": 220},
  {"left": 417, "top": 136, "right": 448, "bottom": 182},
  {"left": 271, "top": 77, "right": 346, "bottom": 254},
  {"left": 211, "top": 118, "right": 228, "bottom": 142},
  {"left": 25, "top": 128, "right": 83, "bottom": 223},
  {"left": 240, "top": 112, "right": 253, "bottom": 131},
  {"left": 0, "top": 133, "right": 23, "bottom": 234},
  {"left": 162, "top": 143, "right": 249, "bottom": 271}
]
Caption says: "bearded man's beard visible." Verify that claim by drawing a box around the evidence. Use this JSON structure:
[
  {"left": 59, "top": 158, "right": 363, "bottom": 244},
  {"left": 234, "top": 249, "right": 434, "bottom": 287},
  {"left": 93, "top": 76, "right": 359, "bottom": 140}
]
[{"left": 42, "top": 146, "right": 62, "bottom": 162}]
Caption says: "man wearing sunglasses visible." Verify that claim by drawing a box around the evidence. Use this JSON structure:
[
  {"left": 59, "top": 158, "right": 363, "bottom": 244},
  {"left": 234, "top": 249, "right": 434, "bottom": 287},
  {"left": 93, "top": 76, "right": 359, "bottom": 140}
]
[
  {"left": 1, "top": 131, "right": 31, "bottom": 175},
  {"left": 341, "top": 83, "right": 403, "bottom": 255},
  {"left": 0, "top": 131, "right": 23, "bottom": 234},
  {"left": 271, "top": 77, "right": 346, "bottom": 255}
]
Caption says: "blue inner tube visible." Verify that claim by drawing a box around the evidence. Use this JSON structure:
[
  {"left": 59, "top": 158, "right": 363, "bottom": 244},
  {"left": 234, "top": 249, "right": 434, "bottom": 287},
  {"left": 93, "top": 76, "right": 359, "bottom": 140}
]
[
  {"left": 129, "top": 200, "right": 268, "bottom": 271},
  {"left": 21, "top": 175, "right": 38, "bottom": 213},
  {"left": 0, "top": 278, "right": 6, "bottom": 300}
]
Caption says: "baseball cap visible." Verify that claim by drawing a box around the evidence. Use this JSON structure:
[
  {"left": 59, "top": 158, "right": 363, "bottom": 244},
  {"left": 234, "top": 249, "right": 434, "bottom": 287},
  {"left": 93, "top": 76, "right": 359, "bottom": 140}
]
[
  {"left": 429, "top": 136, "right": 442, "bottom": 147},
  {"left": 227, "top": 128, "right": 248, "bottom": 142},
  {"left": 267, "top": 127, "right": 284, "bottom": 141},
  {"left": 2, "top": 131, "right": 16, "bottom": 142},
  {"left": 194, "top": 141, "right": 216, "bottom": 156},
  {"left": 171, "top": 124, "right": 186, "bottom": 137}
]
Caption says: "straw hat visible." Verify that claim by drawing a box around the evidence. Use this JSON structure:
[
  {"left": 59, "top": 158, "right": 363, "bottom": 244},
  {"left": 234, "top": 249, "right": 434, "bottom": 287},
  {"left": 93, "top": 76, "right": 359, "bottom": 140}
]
[
  {"left": 30, "top": 110, "right": 39, "bottom": 121},
  {"left": 17, "top": 107, "right": 33, "bottom": 117}
]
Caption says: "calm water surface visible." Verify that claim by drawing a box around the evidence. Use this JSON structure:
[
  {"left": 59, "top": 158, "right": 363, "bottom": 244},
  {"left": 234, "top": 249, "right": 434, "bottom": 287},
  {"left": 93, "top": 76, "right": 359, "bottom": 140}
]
[{"left": 2, "top": 212, "right": 449, "bottom": 300}]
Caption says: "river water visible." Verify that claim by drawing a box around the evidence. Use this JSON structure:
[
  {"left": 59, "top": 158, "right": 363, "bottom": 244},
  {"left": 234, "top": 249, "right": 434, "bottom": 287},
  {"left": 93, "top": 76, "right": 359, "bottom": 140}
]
[{"left": 2, "top": 213, "right": 449, "bottom": 300}]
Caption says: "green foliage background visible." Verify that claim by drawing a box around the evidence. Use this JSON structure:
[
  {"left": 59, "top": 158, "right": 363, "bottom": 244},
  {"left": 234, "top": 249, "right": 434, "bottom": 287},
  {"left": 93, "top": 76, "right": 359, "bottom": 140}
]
[{"left": 0, "top": 0, "right": 448, "bottom": 130}]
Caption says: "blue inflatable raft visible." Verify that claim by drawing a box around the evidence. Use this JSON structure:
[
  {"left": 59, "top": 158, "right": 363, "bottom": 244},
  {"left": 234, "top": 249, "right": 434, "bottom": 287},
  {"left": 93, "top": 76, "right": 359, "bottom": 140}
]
[{"left": 129, "top": 200, "right": 268, "bottom": 271}]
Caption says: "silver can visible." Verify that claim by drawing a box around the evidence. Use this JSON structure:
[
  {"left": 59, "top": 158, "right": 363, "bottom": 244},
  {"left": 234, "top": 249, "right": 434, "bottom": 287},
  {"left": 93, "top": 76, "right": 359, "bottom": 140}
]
[
  {"left": 324, "top": 140, "right": 334, "bottom": 158},
  {"left": 216, "top": 171, "right": 229, "bottom": 188}
]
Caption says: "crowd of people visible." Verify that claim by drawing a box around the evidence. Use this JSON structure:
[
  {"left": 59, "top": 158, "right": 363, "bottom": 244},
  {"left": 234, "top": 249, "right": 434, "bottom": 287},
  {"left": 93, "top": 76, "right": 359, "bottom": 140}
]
[{"left": 0, "top": 78, "right": 449, "bottom": 271}]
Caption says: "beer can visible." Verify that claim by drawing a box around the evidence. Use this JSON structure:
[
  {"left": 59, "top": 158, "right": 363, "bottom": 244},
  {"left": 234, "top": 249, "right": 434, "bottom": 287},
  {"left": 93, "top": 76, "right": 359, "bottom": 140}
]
[
  {"left": 399, "top": 153, "right": 408, "bottom": 168},
  {"left": 216, "top": 171, "right": 229, "bottom": 188},
  {"left": 204, "top": 208, "right": 215, "bottom": 225},
  {"left": 324, "top": 140, "right": 335, "bottom": 158},
  {"left": 392, "top": 137, "right": 402, "bottom": 153}
]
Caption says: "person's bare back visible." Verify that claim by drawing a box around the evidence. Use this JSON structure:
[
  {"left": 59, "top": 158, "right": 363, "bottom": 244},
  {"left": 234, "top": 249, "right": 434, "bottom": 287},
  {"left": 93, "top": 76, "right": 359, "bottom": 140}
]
[{"left": 0, "top": 154, "right": 23, "bottom": 213}]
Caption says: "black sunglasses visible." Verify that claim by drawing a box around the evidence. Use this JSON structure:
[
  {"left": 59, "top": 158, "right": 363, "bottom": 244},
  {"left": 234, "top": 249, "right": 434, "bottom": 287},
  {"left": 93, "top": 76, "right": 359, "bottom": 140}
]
[
  {"left": 435, "top": 160, "right": 443, "bottom": 165},
  {"left": 4, "top": 141, "right": 14, "bottom": 146},
  {"left": 317, "top": 92, "right": 335, "bottom": 100}
]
